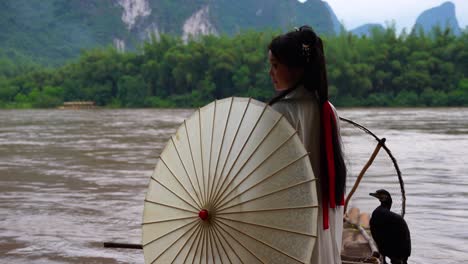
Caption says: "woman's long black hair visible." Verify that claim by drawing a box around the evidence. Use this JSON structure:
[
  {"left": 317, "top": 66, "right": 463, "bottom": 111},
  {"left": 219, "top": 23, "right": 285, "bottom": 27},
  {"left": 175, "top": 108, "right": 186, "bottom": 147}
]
[{"left": 268, "top": 26, "right": 347, "bottom": 203}]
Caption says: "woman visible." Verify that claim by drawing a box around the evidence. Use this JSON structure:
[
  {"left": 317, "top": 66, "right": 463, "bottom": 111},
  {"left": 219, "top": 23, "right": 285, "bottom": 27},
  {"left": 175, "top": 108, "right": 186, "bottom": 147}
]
[{"left": 268, "top": 26, "right": 347, "bottom": 264}]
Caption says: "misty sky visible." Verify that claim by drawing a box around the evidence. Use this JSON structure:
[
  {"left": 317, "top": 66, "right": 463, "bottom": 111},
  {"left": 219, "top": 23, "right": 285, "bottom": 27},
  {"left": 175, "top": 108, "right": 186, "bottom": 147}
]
[{"left": 299, "top": 0, "right": 468, "bottom": 32}]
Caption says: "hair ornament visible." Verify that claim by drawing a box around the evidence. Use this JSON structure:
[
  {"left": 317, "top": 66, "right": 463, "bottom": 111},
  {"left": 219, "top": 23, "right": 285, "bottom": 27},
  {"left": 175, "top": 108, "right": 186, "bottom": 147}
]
[{"left": 302, "top": 43, "right": 312, "bottom": 63}]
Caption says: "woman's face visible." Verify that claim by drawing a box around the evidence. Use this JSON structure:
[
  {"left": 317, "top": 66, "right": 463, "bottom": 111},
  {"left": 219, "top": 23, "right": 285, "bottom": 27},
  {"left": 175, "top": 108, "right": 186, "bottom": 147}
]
[{"left": 268, "top": 50, "right": 302, "bottom": 91}]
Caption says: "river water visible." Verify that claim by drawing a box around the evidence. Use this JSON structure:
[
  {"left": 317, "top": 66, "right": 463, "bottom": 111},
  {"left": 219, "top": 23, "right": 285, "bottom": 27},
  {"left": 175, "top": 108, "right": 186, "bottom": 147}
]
[{"left": 0, "top": 108, "right": 467, "bottom": 264}]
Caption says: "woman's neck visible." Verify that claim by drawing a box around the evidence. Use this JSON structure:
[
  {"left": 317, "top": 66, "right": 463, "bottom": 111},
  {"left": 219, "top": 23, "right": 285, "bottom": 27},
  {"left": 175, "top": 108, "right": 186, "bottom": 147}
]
[{"left": 275, "top": 86, "right": 289, "bottom": 92}]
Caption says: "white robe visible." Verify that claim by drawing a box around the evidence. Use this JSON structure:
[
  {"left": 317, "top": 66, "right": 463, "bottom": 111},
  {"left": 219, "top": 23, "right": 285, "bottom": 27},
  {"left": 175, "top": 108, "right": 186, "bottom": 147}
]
[{"left": 271, "top": 86, "right": 343, "bottom": 264}]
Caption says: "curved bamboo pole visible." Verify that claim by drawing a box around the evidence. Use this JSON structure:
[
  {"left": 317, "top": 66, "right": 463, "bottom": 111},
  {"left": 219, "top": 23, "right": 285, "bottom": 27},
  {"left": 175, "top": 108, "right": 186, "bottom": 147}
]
[
  {"left": 340, "top": 117, "right": 405, "bottom": 218},
  {"left": 344, "top": 138, "right": 386, "bottom": 214}
]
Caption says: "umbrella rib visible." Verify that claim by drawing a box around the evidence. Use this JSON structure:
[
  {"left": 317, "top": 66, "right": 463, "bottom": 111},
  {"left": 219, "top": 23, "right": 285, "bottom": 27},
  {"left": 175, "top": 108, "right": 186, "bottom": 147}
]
[
  {"left": 198, "top": 108, "right": 207, "bottom": 206},
  {"left": 217, "top": 216, "right": 317, "bottom": 238},
  {"left": 211, "top": 98, "right": 251, "bottom": 205},
  {"left": 206, "top": 102, "right": 216, "bottom": 206},
  {"left": 204, "top": 225, "right": 210, "bottom": 264},
  {"left": 149, "top": 221, "right": 200, "bottom": 264},
  {"left": 216, "top": 220, "right": 306, "bottom": 264},
  {"left": 217, "top": 179, "right": 317, "bottom": 213},
  {"left": 159, "top": 157, "right": 202, "bottom": 209},
  {"left": 184, "top": 120, "right": 205, "bottom": 206},
  {"left": 210, "top": 111, "right": 283, "bottom": 203},
  {"left": 212, "top": 221, "right": 246, "bottom": 264},
  {"left": 171, "top": 136, "right": 204, "bottom": 209},
  {"left": 181, "top": 222, "right": 204, "bottom": 264},
  {"left": 144, "top": 199, "right": 198, "bottom": 214},
  {"left": 143, "top": 216, "right": 197, "bottom": 226},
  {"left": 205, "top": 225, "right": 213, "bottom": 264},
  {"left": 213, "top": 130, "right": 297, "bottom": 209},
  {"left": 217, "top": 98, "right": 251, "bottom": 179},
  {"left": 150, "top": 175, "right": 199, "bottom": 211},
  {"left": 170, "top": 223, "right": 202, "bottom": 264},
  {"left": 198, "top": 225, "right": 207, "bottom": 264},
  {"left": 207, "top": 226, "right": 218, "bottom": 264},
  {"left": 144, "top": 219, "right": 198, "bottom": 248},
  {"left": 208, "top": 97, "right": 234, "bottom": 204},
  {"left": 218, "top": 102, "right": 268, "bottom": 184},
  {"left": 210, "top": 223, "right": 232, "bottom": 264},
  {"left": 194, "top": 225, "right": 206, "bottom": 264},
  {"left": 217, "top": 205, "right": 319, "bottom": 215},
  {"left": 214, "top": 221, "right": 266, "bottom": 264},
  {"left": 215, "top": 152, "right": 311, "bottom": 209},
  {"left": 189, "top": 223, "right": 205, "bottom": 264}
]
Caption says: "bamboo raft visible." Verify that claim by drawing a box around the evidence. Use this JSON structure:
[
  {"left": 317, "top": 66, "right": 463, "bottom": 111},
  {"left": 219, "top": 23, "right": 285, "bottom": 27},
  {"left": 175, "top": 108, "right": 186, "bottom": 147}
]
[
  {"left": 58, "top": 101, "right": 97, "bottom": 109},
  {"left": 341, "top": 207, "right": 380, "bottom": 264}
]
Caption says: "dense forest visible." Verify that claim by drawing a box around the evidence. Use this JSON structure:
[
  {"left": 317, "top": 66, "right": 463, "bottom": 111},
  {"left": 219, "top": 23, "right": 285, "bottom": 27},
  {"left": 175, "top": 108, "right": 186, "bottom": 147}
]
[
  {"left": 0, "top": 0, "right": 333, "bottom": 65},
  {"left": 0, "top": 26, "right": 467, "bottom": 108}
]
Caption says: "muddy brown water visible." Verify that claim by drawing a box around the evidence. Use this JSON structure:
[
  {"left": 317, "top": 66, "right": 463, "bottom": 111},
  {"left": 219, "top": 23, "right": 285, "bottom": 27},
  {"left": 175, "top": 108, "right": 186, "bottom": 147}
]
[{"left": 1, "top": 108, "right": 467, "bottom": 264}]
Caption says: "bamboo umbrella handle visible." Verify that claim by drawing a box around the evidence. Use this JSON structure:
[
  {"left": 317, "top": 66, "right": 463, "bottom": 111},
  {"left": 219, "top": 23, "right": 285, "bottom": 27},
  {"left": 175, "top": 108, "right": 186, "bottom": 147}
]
[
  {"left": 344, "top": 138, "right": 386, "bottom": 214},
  {"left": 103, "top": 242, "right": 142, "bottom": 249}
]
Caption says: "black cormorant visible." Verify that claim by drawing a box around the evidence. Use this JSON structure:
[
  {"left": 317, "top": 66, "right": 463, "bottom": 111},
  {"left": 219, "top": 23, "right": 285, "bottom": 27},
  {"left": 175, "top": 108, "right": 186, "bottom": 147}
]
[{"left": 369, "top": 189, "right": 411, "bottom": 264}]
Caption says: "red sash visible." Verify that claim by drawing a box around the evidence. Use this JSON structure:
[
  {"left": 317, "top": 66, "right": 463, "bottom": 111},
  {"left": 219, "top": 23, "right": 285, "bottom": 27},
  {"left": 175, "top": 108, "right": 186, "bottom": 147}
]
[{"left": 321, "top": 101, "right": 345, "bottom": 230}]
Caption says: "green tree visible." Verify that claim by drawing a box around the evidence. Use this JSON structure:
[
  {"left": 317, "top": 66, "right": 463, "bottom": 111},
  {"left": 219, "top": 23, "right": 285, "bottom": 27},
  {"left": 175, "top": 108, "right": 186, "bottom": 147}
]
[{"left": 117, "top": 75, "right": 146, "bottom": 107}]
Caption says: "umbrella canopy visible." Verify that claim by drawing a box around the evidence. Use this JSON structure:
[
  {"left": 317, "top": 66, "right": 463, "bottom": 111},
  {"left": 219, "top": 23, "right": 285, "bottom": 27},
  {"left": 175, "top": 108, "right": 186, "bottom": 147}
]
[{"left": 142, "top": 97, "right": 319, "bottom": 264}]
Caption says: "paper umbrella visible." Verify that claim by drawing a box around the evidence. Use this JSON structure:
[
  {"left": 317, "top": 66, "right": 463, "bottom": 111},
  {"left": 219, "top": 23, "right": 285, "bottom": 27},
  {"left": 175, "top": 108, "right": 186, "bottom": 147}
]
[{"left": 142, "top": 97, "right": 319, "bottom": 264}]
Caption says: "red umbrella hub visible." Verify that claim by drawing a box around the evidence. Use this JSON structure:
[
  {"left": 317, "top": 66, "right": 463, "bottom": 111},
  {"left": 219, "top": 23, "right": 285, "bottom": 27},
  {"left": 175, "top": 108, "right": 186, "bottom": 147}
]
[{"left": 198, "top": 209, "right": 209, "bottom": 221}]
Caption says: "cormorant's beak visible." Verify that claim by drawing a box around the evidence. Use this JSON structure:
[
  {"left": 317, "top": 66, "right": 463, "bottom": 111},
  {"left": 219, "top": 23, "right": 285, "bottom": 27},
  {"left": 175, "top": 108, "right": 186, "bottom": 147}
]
[{"left": 369, "top": 192, "right": 378, "bottom": 198}]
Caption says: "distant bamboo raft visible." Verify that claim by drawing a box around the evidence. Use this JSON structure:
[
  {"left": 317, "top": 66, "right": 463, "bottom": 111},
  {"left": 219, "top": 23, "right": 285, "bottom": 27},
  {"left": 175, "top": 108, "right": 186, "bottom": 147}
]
[
  {"left": 341, "top": 207, "right": 381, "bottom": 264},
  {"left": 58, "top": 101, "right": 97, "bottom": 109}
]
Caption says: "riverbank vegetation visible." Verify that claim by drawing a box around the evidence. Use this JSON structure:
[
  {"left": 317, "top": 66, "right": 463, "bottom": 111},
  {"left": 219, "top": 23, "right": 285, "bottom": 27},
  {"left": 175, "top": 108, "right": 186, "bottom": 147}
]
[{"left": 0, "top": 27, "right": 467, "bottom": 108}]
